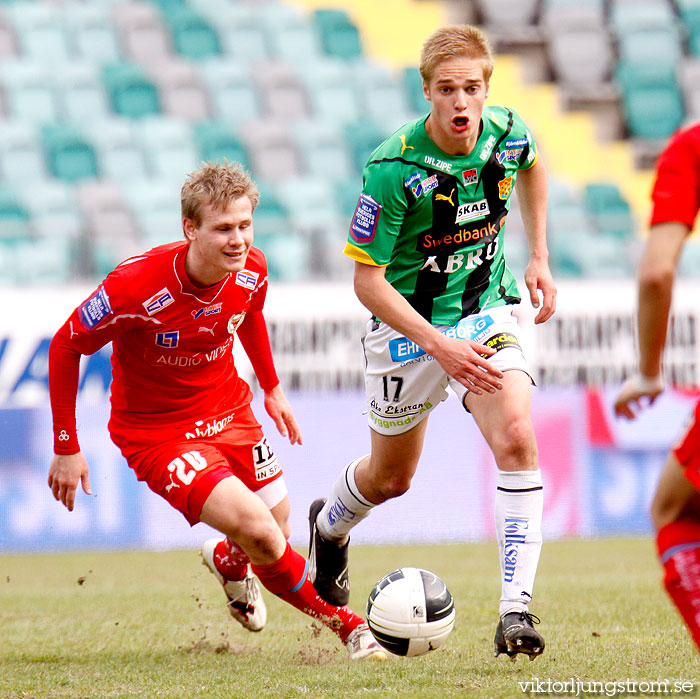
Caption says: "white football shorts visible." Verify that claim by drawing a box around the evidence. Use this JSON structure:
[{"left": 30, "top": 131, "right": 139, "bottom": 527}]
[{"left": 363, "top": 305, "right": 532, "bottom": 436}]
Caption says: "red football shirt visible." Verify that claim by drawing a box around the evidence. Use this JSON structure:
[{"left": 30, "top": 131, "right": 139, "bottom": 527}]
[
  {"left": 650, "top": 121, "right": 700, "bottom": 228},
  {"left": 50, "top": 241, "right": 278, "bottom": 454}
]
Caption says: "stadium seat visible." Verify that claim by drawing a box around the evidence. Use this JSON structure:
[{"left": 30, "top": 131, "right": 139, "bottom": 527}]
[
  {"left": 4, "top": 2, "right": 71, "bottom": 63},
  {"left": 610, "top": 1, "right": 678, "bottom": 33},
  {"left": 0, "top": 10, "right": 18, "bottom": 60},
  {"left": 0, "top": 119, "right": 46, "bottom": 182},
  {"left": 548, "top": 27, "right": 614, "bottom": 86},
  {"left": 616, "top": 28, "right": 682, "bottom": 83},
  {"left": 195, "top": 59, "right": 261, "bottom": 123},
  {"left": 352, "top": 61, "right": 413, "bottom": 129},
  {"left": 680, "top": 59, "right": 700, "bottom": 119},
  {"left": 76, "top": 179, "right": 142, "bottom": 275},
  {"left": 622, "top": 81, "right": 685, "bottom": 140},
  {"left": 262, "top": 3, "right": 321, "bottom": 62},
  {"left": 313, "top": 9, "right": 363, "bottom": 59},
  {"left": 64, "top": 4, "right": 122, "bottom": 63},
  {"left": 136, "top": 116, "right": 198, "bottom": 181},
  {"left": 299, "top": 59, "right": 361, "bottom": 124},
  {"left": 198, "top": 5, "right": 269, "bottom": 62},
  {"left": 244, "top": 120, "right": 303, "bottom": 181},
  {"left": 145, "top": 59, "right": 210, "bottom": 120},
  {"left": 541, "top": 2, "right": 605, "bottom": 31},
  {"left": 274, "top": 175, "right": 341, "bottom": 230},
  {"left": 292, "top": 119, "right": 354, "bottom": 182},
  {"left": 255, "top": 229, "right": 311, "bottom": 282},
  {"left": 161, "top": 7, "right": 221, "bottom": 60},
  {"left": 121, "top": 176, "right": 183, "bottom": 249},
  {"left": 58, "top": 62, "right": 111, "bottom": 124},
  {"left": 11, "top": 236, "right": 75, "bottom": 285},
  {"left": 19, "top": 179, "right": 83, "bottom": 242},
  {"left": 84, "top": 118, "right": 150, "bottom": 181},
  {"left": 253, "top": 61, "right": 311, "bottom": 120},
  {"left": 475, "top": 0, "right": 539, "bottom": 25},
  {"left": 193, "top": 121, "right": 249, "bottom": 167},
  {"left": 40, "top": 124, "right": 99, "bottom": 183},
  {"left": 111, "top": 2, "right": 173, "bottom": 64},
  {"left": 0, "top": 184, "right": 31, "bottom": 240},
  {"left": 253, "top": 181, "right": 290, "bottom": 237},
  {"left": 583, "top": 182, "right": 635, "bottom": 238},
  {"left": 345, "top": 121, "right": 393, "bottom": 174},
  {"left": 0, "top": 61, "right": 59, "bottom": 123},
  {"left": 102, "top": 62, "right": 161, "bottom": 119},
  {"left": 402, "top": 66, "right": 426, "bottom": 115}
]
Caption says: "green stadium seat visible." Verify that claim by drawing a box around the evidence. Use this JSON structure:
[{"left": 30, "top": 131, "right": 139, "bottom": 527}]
[
  {"left": 0, "top": 185, "right": 30, "bottom": 240},
  {"left": 616, "top": 29, "right": 682, "bottom": 82},
  {"left": 255, "top": 230, "right": 311, "bottom": 282},
  {"left": 253, "top": 182, "right": 290, "bottom": 237},
  {"left": 622, "top": 82, "right": 685, "bottom": 141},
  {"left": 583, "top": 182, "right": 635, "bottom": 239},
  {"left": 162, "top": 7, "right": 221, "bottom": 60},
  {"left": 403, "top": 66, "right": 426, "bottom": 114},
  {"left": 102, "top": 63, "right": 161, "bottom": 119},
  {"left": 345, "top": 121, "right": 392, "bottom": 174},
  {"left": 313, "top": 9, "right": 362, "bottom": 59},
  {"left": 40, "top": 124, "right": 99, "bottom": 183},
  {"left": 193, "top": 121, "right": 249, "bottom": 168}
]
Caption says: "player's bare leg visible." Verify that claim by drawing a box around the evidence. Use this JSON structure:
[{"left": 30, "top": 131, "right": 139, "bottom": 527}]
[
  {"left": 310, "top": 419, "right": 429, "bottom": 605},
  {"left": 467, "top": 370, "right": 545, "bottom": 660},
  {"left": 201, "top": 477, "right": 385, "bottom": 659}
]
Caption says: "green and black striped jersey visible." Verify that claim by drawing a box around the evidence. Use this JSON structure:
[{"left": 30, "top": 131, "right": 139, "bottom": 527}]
[{"left": 344, "top": 106, "right": 537, "bottom": 326}]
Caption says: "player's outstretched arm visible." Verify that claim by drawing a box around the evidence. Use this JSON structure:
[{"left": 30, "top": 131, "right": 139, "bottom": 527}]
[
  {"left": 516, "top": 159, "right": 556, "bottom": 324},
  {"left": 614, "top": 222, "right": 688, "bottom": 420},
  {"left": 264, "top": 383, "right": 303, "bottom": 445},
  {"left": 48, "top": 452, "right": 92, "bottom": 512}
]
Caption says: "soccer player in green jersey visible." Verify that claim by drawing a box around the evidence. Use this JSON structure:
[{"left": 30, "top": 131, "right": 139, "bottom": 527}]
[{"left": 309, "top": 25, "right": 556, "bottom": 660}]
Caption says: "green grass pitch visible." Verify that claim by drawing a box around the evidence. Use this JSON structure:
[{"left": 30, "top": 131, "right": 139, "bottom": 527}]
[{"left": 0, "top": 539, "right": 696, "bottom": 698}]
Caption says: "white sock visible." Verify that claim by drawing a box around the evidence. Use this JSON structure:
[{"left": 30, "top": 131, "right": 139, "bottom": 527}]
[
  {"left": 317, "top": 456, "right": 374, "bottom": 543},
  {"left": 495, "top": 469, "right": 543, "bottom": 617}
]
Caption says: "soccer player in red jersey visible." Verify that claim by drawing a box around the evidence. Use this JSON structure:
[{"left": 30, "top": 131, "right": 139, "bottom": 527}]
[
  {"left": 47, "top": 162, "right": 386, "bottom": 661},
  {"left": 614, "top": 122, "right": 700, "bottom": 652}
]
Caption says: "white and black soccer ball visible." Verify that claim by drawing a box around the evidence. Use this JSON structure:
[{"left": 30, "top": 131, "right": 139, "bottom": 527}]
[{"left": 366, "top": 567, "right": 456, "bottom": 657}]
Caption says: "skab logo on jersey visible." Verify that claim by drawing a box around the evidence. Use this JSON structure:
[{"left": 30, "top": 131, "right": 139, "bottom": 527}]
[
  {"left": 456, "top": 199, "right": 490, "bottom": 224},
  {"left": 235, "top": 270, "right": 259, "bottom": 289},
  {"left": 156, "top": 331, "right": 179, "bottom": 348},
  {"left": 143, "top": 288, "right": 174, "bottom": 316},
  {"left": 79, "top": 286, "right": 113, "bottom": 330},
  {"left": 389, "top": 314, "right": 495, "bottom": 361}
]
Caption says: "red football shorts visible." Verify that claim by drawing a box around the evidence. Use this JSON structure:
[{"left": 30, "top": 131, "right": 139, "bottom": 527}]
[
  {"left": 673, "top": 400, "right": 700, "bottom": 492},
  {"left": 111, "top": 404, "right": 286, "bottom": 525}
]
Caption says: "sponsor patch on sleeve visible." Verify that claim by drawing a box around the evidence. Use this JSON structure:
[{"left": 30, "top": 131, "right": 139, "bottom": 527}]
[
  {"left": 79, "top": 286, "right": 113, "bottom": 330},
  {"left": 235, "top": 269, "right": 259, "bottom": 289},
  {"left": 350, "top": 193, "right": 381, "bottom": 243}
]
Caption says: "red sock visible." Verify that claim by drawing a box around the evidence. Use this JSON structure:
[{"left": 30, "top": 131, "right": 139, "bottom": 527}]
[
  {"left": 213, "top": 538, "right": 250, "bottom": 581},
  {"left": 252, "top": 542, "right": 364, "bottom": 642},
  {"left": 657, "top": 518, "right": 700, "bottom": 651}
]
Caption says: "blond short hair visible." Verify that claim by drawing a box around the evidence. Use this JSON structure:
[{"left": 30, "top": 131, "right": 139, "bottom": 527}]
[
  {"left": 419, "top": 25, "right": 494, "bottom": 84},
  {"left": 181, "top": 161, "right": 260, "bottom": 226}
]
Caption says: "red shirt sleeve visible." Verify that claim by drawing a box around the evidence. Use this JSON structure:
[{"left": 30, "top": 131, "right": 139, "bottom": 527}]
[
  {"left": 49, "top": 282, "right": 121, "bottom": 454},
  {"left": 650, "top": 123, "right": 700, "bottom": 228},
  {"left": 237, "top": 310, "right": 279, "bottom": 391},
  {"left": 49, "top": 322, "right": 84, "bottom": 454}
]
